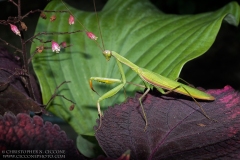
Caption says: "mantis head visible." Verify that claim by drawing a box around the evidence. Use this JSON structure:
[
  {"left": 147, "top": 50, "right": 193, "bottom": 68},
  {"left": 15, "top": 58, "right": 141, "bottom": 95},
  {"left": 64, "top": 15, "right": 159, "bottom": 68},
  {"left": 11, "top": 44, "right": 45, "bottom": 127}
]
[{"left": 103, "top": 50, "right": 112, "bottom": 61}]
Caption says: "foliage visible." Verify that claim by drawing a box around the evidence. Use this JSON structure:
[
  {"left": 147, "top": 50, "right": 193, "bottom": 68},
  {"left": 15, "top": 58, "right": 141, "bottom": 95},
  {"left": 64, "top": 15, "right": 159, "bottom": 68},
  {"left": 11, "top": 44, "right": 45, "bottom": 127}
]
[
  {"left": 31, "top": 0, "right": 240, "bottom": 136},
  {"left": 1, "top": 0, "right": 240, "bottom": 159},
  {"left": 96, "top": 86, "right": 240, "bottom": 159}
]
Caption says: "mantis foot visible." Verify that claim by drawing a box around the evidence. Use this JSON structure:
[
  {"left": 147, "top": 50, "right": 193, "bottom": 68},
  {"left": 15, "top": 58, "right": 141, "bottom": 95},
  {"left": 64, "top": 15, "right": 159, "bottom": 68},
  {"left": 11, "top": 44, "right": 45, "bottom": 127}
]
[
  {"left": 95, "top": 113, "right": 103, "bottom": 132},
  {"left": 144, "top": 122, "right": 148, "bottom": 132}
]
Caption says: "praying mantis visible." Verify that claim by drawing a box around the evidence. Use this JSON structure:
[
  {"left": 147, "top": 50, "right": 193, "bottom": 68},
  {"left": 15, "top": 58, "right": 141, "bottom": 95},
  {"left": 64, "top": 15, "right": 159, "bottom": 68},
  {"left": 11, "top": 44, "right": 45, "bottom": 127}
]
[
  {"left": 90, "top": 50, "right": 215, "bottom": 129},
  {"left": 62, "top": 0, "right": 215, "bottom": 130}
]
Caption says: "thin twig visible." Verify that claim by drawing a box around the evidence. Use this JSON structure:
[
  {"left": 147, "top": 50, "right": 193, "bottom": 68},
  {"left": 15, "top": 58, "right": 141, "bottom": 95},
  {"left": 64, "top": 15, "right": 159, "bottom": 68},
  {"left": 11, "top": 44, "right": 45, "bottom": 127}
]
[
  {"left": 0, "top": 37, "right": 23, "bottom": 53},
  {"left": 27, "top": 44, "right": 72, "bottom": 64},
  {"left": 24, "top": 30, "right": 83, "bottom": 44},
  {"left": 44, "top": 81, "right": 76, "bottom": 109},
  {"left": 8, "top": 0, "right": 18, "bottom": 7},
  {"left": 22, "top": 9, "right": 69, "bottom": 19}
]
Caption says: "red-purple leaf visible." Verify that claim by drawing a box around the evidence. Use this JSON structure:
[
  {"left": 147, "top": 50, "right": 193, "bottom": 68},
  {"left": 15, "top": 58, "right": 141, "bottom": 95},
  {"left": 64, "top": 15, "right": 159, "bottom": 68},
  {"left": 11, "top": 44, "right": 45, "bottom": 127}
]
[
  {"left": 0, "top": 112, "right": 84, "bottom": 159},
  {"left": 0, "top": 80, "right": 42, "bottom": 115},
  {"left": 96, "top": 150, "right": 131, "bottom": 160},
  {"left": 95, "top": 86, "right": 240, "bottom": 159},
  {"left": 0, "top": 47, "right": 42, "bottom": 115}
]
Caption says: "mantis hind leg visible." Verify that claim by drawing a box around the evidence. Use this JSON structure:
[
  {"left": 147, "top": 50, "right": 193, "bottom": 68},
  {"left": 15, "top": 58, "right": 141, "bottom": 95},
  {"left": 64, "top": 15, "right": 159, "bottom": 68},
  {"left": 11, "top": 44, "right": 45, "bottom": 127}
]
[
  {"left": 157, "top": 85, "right": 214, "bottom": 121},
  {"left": 138, "top": 87, "right": 151, "bottom": 131},
  {"left": 174, "top": 77, "right": 195, "bottom": 88}
]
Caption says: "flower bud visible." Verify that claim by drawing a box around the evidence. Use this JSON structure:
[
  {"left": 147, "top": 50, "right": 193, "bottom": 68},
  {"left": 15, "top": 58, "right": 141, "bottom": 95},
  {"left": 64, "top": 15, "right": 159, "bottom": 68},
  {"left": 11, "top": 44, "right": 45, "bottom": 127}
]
[
  {"left": 69, "top": 104, "right": 75, "bottom": 111},
  {"left": 9, "top": 23, "right": 21, "bottom": 36},
  {"left": 86, "top": 32, "right": 98, "bottom": 40},
  {"left": 20, "top": 22, "right": 27, "bottom": 31},
  {"left": 50, "top": 15, "right": 56, "bottom": 22},
  {"left": 60, "top": 42, "right": 67, "bottom": 48},
  {"left": 52, "top": 41, "right": 60, "bottom": 53},
  {"left": 36, "top": 45, "right": 44, "bottom": 53},
  {"left": 40, "top": 11, "right": 47, "bottom": 19},
  {"left": 69, "top": 15, "right": 74, "bottom": 25}
]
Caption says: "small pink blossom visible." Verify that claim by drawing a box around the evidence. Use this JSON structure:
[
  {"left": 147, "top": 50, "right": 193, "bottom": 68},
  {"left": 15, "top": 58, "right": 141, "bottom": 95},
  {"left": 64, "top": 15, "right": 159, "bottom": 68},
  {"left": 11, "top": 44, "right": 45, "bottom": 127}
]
[
  {"left": 68, "top": 15, "right": 74, "bottom": 25},
  {"left": 86, "top": 32, "right": 98, "bottom": 40},
  {"left": 9, "top": 23, "right": 21, "bottom": 36},
  {"left": 52, "top": 41, "right": 61, "bottom": 53}
]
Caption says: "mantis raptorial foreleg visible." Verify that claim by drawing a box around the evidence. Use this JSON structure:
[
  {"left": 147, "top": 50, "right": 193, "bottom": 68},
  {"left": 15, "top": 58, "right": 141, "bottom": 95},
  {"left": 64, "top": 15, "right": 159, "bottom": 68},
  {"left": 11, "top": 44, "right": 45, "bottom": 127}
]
[
  {"left": 90, "top": 60, "right": 126, "bottom": 128},
  {"left": 91, "top": 68, "right": 151, "bottom": 130},
  {"left": 90, "top": 77, "right": 126, "bottom": 130}
]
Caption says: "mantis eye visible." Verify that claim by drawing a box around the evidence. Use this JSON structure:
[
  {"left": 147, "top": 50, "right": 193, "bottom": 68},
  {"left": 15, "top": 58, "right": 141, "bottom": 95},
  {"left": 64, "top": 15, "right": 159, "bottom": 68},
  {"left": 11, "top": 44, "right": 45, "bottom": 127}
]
[{"left": 103, "top": 50, "right": 112, "bottom": 61}]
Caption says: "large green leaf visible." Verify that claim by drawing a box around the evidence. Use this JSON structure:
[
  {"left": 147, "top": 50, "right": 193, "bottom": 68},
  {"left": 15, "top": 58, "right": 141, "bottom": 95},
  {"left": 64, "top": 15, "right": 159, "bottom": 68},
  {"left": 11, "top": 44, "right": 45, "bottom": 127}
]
[{"left": 31, "top": 0, "right": 240, "bottom": 136}]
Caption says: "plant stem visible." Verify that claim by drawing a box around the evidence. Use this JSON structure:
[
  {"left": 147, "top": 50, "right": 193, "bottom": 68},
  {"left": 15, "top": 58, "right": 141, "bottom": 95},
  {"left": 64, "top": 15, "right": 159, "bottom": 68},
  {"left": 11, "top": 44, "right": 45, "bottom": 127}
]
[{"left": 17, "top": 0, "right": 35, "bottom": 101}]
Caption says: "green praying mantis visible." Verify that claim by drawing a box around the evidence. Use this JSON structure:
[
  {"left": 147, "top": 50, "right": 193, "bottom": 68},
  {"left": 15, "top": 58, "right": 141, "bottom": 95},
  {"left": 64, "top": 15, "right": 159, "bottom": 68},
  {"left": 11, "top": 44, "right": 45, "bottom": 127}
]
[
  {"left": 62, "top": 0, "right": 215, "bottom": 130},
  {"left": 89, "top": 50, "right": 215, "bottom": 129}
]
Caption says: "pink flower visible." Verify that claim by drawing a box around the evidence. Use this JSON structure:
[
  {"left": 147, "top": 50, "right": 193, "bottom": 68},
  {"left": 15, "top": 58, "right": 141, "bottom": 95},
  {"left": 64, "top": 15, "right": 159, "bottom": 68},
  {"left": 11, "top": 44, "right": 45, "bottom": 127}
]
[
  {"left": 69, "top": 15, "right": 74, "bottom": 25},
  {"left": 9, "top": 23, "right": 21, "bottom": 36},
  {"left": 52, "top": 41, "right": 60, "bottom": 53},
  {"left": 86, "top": 32, "right": 98, "bottom": 40}
]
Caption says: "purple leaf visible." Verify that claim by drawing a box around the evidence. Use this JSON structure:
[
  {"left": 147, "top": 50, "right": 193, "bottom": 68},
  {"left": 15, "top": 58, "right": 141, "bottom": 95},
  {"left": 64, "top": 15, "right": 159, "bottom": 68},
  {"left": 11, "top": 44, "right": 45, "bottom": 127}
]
[
  {"left": 0, "top": 81, "right": 43, "bottom": 115},
  {"left": 95, "top": 86, "right": 240, "bottom": 159},
  {"left": 0, "top": 47, "right": 42, "bottom": 115},
  {"left": 0, "top": 112, "right": 84, "bottom": 159},
  {"left": 96, "top": 150, "right": 130, "bottom": 160}
]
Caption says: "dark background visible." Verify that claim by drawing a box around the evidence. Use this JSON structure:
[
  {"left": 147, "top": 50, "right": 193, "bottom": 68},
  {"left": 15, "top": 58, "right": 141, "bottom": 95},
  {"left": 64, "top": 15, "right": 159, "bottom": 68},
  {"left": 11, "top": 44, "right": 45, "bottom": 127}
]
[{"left": 0, "top": 0, "right": 239, "bottom": 142}]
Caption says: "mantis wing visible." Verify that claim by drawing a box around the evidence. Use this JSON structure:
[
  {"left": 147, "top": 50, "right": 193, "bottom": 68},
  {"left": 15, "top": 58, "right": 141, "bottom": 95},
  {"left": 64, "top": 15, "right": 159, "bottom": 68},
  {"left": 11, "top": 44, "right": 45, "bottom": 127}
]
[{"left": 138, "top": 68, "right": 214, "bottom": 101}]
